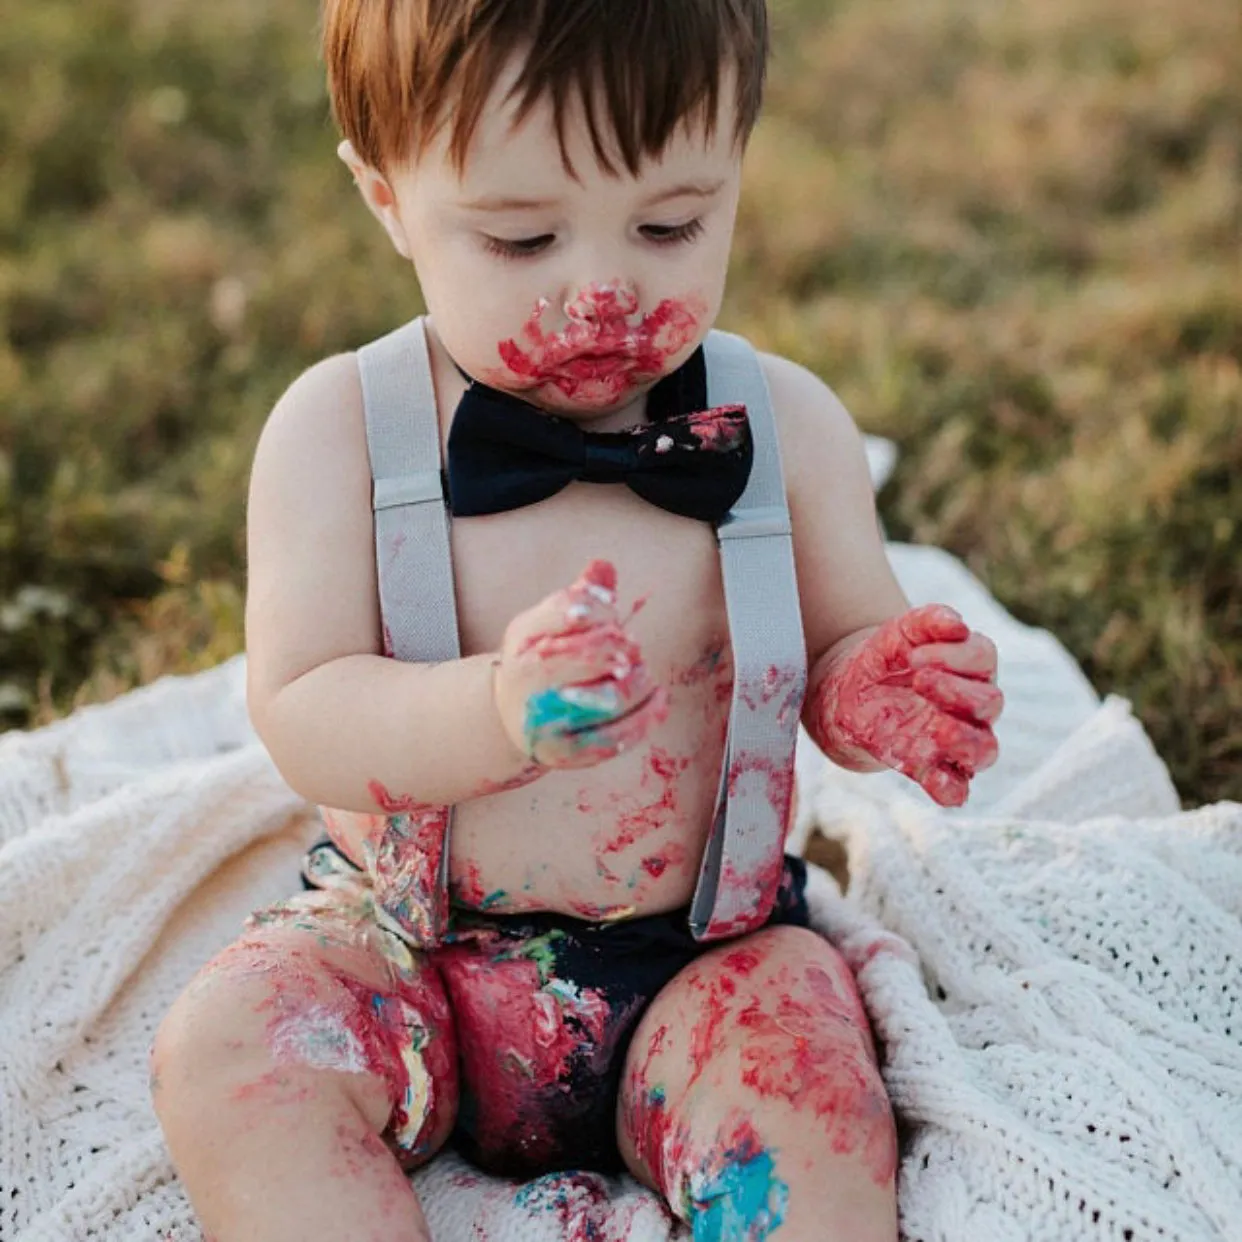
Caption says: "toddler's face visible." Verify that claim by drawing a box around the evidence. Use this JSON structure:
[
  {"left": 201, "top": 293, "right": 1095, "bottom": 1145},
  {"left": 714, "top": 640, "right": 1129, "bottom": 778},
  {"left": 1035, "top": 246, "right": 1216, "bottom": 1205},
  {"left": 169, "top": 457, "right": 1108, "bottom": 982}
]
[{"left": 347, "top": 64, "right": 744, "bottom": 420}]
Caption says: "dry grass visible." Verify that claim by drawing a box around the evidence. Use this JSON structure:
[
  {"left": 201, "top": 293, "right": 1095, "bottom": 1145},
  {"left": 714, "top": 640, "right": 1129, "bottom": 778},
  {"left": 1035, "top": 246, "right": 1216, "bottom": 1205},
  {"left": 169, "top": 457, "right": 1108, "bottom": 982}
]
[{"left": 2, "top": 0, "right": 1238, "bottom": 801}]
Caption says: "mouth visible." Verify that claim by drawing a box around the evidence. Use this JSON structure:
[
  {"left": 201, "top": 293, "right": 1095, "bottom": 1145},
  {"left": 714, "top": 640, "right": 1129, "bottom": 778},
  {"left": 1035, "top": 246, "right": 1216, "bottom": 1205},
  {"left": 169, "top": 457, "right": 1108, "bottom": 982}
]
[{"left": 550, "top": 350, "right": 641, "bottom": 381}]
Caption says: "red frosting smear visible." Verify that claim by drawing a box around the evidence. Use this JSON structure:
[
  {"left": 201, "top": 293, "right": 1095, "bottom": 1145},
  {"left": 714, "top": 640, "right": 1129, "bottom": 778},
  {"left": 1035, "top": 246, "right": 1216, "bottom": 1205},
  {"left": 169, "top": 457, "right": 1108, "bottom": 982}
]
[
  {"left": 487, "top": 288, "right": 707, "bottom": 407},
  {"left": 622, "top": 948, "right": 896, "bottom": 1195},
  {"left": 328, "top": 971, "right": 457, "bottom": 1159},
  {"left": 807, "top": 605, "right": 999, "bottom": 808},
  {"left": 698, "top": 845, "right": 788, "bottom": 943},
  {"left": 671, "top": 643, "right": 730, "bottom": 690},
  {"left": 736, "top": 965, "right": 895, "bottom": 1186},
  {"left": 472, "top": 764, "right": 545, "bottom": 798},
  {"left": 683, "top": 405, "right": 748, "bottom": 452},
  {"left": 367, "top": 780, "right": 432, "bottom": 815},
  {"left": 581, "top": 558, "right": 617, "bottom": 597},
  {"left": 435, "top": 943, "right": 611, "bottom": 1167},
  {"left": 220, "top": 938, "right": 457, "bottom": 1160},
  {"left": 513, "top": 1172, "right": 648, "bottom": 1242},
  {"left": 726, "top": 751, "right": 796, "bottom": 823},
  {"left": 640, "top": 842, "right": 689, "bottom": 879},
  {"left": 741, "top": 664, "right": 804, "bottom": 715},
  {"left": 363, "top": 788, "right": 451, "bottom": 947},
  {"left": 450, "top": 859, "right": 489, "bottom": 909},
  {"left": 622, "top": 1071, "right": 685, "bottom": 1201},
  {"left": 599, "top": 746, "right": 689, "bottom": 858},
  {"left": 722, "top": 948, "right": 762, "bottom": 975}
]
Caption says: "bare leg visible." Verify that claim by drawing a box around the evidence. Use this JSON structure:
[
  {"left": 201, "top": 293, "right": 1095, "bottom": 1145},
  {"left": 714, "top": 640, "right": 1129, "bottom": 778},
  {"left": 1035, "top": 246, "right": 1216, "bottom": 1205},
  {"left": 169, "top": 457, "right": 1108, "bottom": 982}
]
[
  {"left": 151, "top": 896, "right": 458, "bottom": 1242},
  {"left": 617, "top": 925, "right": 898, "bottom": 1241}
]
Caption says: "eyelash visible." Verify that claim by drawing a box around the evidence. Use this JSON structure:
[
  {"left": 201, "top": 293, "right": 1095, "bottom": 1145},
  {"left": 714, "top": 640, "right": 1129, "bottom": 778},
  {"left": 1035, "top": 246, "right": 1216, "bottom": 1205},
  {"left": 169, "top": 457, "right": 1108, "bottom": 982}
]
[
  {"left": 640, "top": 219, "right": 706, "bottom": 247},
  {"left": 482, "top": 218, "right": 706, "bottom": 261}
]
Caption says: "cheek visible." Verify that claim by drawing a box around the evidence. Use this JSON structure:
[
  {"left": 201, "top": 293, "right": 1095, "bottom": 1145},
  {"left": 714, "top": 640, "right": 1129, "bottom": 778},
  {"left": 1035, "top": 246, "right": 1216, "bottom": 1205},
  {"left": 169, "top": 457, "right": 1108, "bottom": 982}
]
[
  {"left": 416, "top": 244, "right": 540, "bottom": 363},
  {"left": 692, "top": 232, "right": 733, "bottom": 306}
]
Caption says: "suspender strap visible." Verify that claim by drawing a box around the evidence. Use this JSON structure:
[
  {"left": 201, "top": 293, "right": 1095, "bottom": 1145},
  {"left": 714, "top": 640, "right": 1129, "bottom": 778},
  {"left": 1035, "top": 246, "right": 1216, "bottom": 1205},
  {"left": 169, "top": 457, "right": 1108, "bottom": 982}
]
[
  {"left": 690, "top": 331, "right": 807, "bottom": 940},
  {"left": 357, "top": 317, "right": 456, "bottom": 946},
  {"left": 359, "top": 319, "right": 461, "bottom": 664}
]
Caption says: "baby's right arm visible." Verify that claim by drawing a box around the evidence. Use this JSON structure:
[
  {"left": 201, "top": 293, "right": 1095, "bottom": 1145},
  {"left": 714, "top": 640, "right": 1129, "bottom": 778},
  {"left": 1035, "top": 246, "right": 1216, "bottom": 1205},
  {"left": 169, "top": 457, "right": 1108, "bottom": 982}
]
[
  {"left": 245, "top": 354, "right": 527, "bottom": 812},
  {"left": 245, "top": 356, "right": 662, "bottom": 815}
]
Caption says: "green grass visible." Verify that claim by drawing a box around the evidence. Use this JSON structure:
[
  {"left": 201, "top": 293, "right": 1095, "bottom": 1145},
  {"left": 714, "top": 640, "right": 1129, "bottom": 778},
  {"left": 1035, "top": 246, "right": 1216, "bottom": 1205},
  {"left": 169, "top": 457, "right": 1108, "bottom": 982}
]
[{"left": 2, "top": 0, "right": 1238, "bottom": 803}]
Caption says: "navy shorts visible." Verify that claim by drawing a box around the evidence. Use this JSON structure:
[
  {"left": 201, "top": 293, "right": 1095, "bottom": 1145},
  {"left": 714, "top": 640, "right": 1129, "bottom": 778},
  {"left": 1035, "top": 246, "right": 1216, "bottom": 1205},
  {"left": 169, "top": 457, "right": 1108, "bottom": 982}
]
[{"left": 301, "top": 846, "right": 810, "bottom": 1177}]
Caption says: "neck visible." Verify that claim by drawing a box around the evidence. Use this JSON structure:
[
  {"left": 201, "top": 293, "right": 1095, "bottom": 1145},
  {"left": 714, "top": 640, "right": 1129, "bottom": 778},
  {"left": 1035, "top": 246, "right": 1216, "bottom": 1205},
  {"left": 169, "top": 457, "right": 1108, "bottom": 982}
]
[{"left": 574, "top": 387, "right": 652, "bottom": 431}]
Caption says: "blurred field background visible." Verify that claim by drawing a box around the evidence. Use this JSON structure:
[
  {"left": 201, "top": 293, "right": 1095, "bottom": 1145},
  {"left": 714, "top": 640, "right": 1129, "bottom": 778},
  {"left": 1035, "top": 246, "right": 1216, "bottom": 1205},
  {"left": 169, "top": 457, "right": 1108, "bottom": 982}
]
[{"left": 1, "top": 0, "right": 1238, "bottom": 803}]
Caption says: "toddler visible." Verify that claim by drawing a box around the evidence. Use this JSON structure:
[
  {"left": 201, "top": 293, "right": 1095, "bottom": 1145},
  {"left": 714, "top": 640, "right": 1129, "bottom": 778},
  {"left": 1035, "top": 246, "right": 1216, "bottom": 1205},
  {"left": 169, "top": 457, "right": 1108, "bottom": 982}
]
[{"left": 151, "top": 2, "right": 1002, "bottom": 1240}]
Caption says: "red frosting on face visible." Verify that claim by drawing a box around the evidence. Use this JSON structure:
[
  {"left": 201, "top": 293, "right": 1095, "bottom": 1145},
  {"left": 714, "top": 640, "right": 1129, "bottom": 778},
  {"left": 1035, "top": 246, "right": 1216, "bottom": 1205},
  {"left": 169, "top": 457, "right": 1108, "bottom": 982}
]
[{"left": 482, "top": 287, "right": 707, "bottom": 408}]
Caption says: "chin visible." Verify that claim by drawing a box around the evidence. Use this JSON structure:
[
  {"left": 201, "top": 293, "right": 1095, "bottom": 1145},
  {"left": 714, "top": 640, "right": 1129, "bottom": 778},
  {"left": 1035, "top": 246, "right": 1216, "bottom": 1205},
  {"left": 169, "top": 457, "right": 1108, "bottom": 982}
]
[
  {"left": 535, "top": 372, "right": 655, "bottom": 415},
  {"left": 475, "top": 365, "right": 662, "bottom": 419}
]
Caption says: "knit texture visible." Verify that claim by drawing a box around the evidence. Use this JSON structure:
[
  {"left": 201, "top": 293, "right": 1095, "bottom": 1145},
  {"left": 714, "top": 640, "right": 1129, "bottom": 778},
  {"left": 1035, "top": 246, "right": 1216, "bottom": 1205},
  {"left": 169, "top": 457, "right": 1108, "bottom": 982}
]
[{"left": 1, "top": 542, "right": 1236, "bottom": 1241}]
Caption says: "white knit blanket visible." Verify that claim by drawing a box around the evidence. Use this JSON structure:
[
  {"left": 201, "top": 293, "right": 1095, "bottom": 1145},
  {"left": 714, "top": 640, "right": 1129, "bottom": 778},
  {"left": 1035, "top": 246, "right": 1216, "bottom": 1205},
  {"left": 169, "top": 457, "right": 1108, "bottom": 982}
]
[{"left": 2, "top": 542, "right": 1239, "bottom": 1242}]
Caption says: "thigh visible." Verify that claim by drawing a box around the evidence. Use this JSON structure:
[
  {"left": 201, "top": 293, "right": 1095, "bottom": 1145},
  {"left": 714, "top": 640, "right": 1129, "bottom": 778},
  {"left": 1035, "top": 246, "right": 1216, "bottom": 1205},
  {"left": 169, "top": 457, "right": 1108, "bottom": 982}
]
[
  {"left": 152, "top": 887, "right": 459, "bottom": 1167},
  {"left": 616, "top": 924, "right": 897, "bottom": 1239}
]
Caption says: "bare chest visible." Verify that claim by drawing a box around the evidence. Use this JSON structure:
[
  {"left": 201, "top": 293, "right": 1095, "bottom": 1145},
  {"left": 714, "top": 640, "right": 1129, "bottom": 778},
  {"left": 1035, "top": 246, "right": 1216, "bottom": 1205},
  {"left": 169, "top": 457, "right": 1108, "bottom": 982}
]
[
  {"left": 445, "top": 482, "right": 736, "bottom": 917},
  {"left": 451, "top": 483, "right": 726, "bottom": 670}
]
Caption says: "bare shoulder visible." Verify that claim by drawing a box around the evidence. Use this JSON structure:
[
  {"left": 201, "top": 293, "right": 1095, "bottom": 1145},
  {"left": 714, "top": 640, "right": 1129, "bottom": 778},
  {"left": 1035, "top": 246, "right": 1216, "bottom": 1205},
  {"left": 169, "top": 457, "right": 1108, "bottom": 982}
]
[
  {"left": 246, "top": 351, "right": 379, "bottom": 708},
  {"left": 756, "top": 351, "right": 874, "bottom": 506},
  {"left": 754, "top": 349, "right": 907, "bottom": 654},
  {"left": 252, "top": 352, "right": 366, "bottom": 475},
  {"left": 248, "top": 351, "right": 373, "bottom": 534}
]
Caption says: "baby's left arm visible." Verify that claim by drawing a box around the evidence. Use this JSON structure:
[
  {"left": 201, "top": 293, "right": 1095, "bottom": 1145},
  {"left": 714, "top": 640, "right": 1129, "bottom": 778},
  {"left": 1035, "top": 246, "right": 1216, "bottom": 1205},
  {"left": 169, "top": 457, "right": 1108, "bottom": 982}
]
[{"left": 763, "top": 354, "right": 1002, "bottom": 807}]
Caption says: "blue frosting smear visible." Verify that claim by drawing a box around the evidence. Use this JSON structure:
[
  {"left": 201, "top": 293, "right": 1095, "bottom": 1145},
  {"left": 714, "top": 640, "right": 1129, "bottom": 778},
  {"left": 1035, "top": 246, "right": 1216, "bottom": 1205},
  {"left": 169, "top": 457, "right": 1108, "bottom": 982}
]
[
  {"left": 691, "top": 1144, "right": 789, "bottom": 1240},
  {"left": 524, "top": 684, "right": 619, "bottom": 750}
]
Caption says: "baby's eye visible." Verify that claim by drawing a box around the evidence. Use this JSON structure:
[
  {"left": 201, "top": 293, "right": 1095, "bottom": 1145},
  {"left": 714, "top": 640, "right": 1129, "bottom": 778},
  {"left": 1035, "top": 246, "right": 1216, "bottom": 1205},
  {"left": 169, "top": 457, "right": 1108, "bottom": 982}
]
[
  {"left": 639, "top": 219, "right": 705, "bottom": 246},
  {"left": 482, "top": 233, "right": 555, "bottom": 260}
]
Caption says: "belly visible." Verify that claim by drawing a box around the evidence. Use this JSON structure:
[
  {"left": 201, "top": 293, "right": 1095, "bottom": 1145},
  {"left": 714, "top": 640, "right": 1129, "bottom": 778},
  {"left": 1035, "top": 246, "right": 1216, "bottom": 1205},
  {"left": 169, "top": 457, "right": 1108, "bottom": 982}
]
[
  {"left": 448, "top": 640, "right": 733, "bottom": 918},
  {"left": 443, "top": 484, "right": 736, "bottom": 918}
]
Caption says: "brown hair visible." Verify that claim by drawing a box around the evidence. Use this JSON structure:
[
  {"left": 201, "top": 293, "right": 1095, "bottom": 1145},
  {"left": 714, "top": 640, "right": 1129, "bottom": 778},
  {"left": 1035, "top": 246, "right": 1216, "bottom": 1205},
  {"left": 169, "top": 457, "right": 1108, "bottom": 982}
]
[{"left": 322, "top": 0, "right": 768, "bottom": 176}]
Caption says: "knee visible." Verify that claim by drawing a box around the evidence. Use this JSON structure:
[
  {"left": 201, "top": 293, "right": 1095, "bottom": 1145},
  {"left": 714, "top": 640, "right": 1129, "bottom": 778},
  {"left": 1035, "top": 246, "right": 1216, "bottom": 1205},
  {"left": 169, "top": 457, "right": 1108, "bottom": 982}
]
[
  {"left": 735, "top": 1016, "right": 896, "bottom": 1184},
  {"left": 681, "top": 1103, "right": 898, "bottom": 1242},
  {"left": 150, "top": 932, "right": 461, "bottom": 1167},
  {"left": 148, "top": 943, "right": 280, "bottom": 1123}
]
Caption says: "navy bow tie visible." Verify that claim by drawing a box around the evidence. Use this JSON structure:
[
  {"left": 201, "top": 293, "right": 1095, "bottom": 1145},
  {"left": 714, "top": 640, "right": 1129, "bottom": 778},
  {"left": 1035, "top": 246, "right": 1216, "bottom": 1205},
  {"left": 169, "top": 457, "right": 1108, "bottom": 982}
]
[{"left": 445, "top": 348, "right": 753, "bottom": 524}]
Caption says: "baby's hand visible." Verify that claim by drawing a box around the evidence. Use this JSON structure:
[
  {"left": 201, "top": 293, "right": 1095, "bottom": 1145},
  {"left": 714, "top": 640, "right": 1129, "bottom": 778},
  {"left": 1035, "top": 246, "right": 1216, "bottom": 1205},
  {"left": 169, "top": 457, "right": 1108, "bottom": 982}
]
[
  {"left": 493, "top": 560, "right": 669, "bottom": 769},
  {"left": 809, "top": 604, "right": 1002, "bottom": 807}
]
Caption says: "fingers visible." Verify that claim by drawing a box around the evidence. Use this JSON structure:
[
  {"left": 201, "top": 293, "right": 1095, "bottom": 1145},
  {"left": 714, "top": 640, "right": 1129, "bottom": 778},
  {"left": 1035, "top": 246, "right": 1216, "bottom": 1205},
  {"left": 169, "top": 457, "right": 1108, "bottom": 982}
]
[
  {"left": 826, "top": 609, "right": 1003, "bottom": 806},
  {"left": 886, "top": 712, "right": 999, "bottom": 804},
  {"left": 545, "top": 687, "right": 670, "bottom": 769},
  {"left": 870, "top": 604, "right": 969, "bottom": 669},
  {"left": 908, "top": 632, "right": 998, "bottom": 681},
  {"left": 923, "top": 764, "right": 970, "bottom": 808},
  {"left": 912, "top": 666, "right": 1005, "bottom": 725},
  {"left": 517, "top": 627, "right": 659, "bottom": 765},
  {"left": 509, "top": 559, "right": 621, "bottom": 655},
  {"left": 499, "top": 560, "right": 669, "bottom": 769},
  {"left": 509, "top": 560, "right": 651, "bottom": 701},
  {"left": 934, "top": 716, "right": 999, "bottom": 775},
  {"left": 897, "top": 605, "right": 971, "bottom": 648},
  {"left": 519, "top": 622, "right": 646, "bottom": 689}
]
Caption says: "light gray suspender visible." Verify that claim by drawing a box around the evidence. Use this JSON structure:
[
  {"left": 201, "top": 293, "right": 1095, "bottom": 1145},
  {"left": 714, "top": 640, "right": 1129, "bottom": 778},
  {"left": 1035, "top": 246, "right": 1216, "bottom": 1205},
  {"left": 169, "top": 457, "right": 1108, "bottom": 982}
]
[
  {"left": 690, "top": 331, "right": 807, "bottom": 939},
  {"left": 359, "top": 320, "right": 460, "bottom": 665},
  {"left": 357, "top": 318, "right": 457, "bottom": 935},
  {"left": 357, "top": 318, "right": 805, "bottom": 945}
]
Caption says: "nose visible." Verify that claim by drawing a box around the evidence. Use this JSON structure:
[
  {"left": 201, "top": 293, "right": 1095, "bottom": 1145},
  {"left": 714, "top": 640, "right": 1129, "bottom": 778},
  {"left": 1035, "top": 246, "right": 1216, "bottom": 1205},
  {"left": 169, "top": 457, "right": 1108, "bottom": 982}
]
[{"left": 562, "top": 280, "right": 640, "bottom": 325}]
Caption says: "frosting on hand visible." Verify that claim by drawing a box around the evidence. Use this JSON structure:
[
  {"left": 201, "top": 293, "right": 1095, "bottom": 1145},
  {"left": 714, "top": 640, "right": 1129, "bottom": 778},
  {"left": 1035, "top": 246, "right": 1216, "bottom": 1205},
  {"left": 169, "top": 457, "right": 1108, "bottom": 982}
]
[
  {"left": 806, "top": 605, "right": 1003, "bottom": 807},
  {"left": 494, "top": 560, "right": 669, "bottom": 770}
]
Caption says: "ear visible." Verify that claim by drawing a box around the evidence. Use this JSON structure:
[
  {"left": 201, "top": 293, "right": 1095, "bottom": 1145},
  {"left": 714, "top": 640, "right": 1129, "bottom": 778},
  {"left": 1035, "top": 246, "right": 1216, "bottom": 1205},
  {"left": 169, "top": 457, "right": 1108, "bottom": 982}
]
[{"left": 338, "top": 140, "right": 412, "bottom": 259}]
